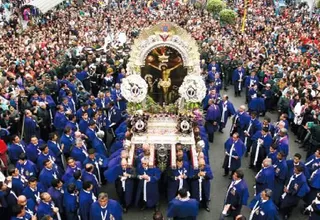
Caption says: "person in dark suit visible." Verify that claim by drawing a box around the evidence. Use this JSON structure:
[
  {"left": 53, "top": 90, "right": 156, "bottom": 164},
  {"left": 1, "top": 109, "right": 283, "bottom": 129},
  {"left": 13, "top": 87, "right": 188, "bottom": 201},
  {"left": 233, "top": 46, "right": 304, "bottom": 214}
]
[{"left": 221, "top": 169, "right": 249, "bottom": 219}]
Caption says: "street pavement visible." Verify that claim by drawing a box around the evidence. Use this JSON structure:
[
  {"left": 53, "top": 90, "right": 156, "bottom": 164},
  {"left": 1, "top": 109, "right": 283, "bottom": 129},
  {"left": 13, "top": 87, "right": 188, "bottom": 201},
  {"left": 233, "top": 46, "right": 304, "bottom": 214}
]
[{"left": 102, "top": 87, "right": 309, "bottom": 220}]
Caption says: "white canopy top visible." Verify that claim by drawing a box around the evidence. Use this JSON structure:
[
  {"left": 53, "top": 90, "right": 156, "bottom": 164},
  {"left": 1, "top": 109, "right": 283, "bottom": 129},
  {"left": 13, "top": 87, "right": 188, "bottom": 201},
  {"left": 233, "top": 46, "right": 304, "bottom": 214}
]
[{"left": 24, "top": 0, "right": 64, "bottom": 14}]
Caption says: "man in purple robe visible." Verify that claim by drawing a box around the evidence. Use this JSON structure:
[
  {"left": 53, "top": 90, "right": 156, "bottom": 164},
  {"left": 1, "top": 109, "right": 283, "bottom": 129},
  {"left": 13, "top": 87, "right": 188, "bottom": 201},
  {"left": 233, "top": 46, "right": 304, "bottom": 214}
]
[
  {"left": 135, "top": 157, "right": 161, "bottom": 211},
  {"left": 205, "top": 99, "right": 221, "bottom": 143},
  {"left": 222, "top": 169, "right": 249, "bottom": 218},
  {"left": 255, "top": 158, "right": 275, "bottom": 195},
  {"left": 218, "top": 95, "right": 235, "bottom": 133},
  {"left": 222, "top": 133, "right": 246, "bottom": 178}
]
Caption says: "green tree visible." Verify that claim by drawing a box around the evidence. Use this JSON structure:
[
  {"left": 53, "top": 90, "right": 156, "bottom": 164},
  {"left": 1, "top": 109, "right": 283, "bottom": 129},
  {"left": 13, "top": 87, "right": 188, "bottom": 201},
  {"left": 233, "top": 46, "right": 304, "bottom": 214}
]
[
  {"left": 194, "top": 1, "right": 203, "bottom": 9},
  {"left": 206, "top": 0, "right": 226, "bottom": 15},
  {"left": 219, "top": 9, "right": 237, "bottom": 25},
  {"left": 317, "top": 0, "right": 320, "bottom": 8}
]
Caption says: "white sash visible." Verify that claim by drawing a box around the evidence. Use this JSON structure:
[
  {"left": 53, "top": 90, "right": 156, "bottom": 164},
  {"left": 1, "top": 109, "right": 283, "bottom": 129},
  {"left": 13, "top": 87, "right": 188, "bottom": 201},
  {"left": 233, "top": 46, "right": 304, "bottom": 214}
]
[
  {"left": 52, "top": 172, "right": 57, "bottom": 179},
  {"left": 101, "top": 209, "right": 108, "bottom": 220},
  {"left": 10, "top": 190, "right": 18, "bottom": 199},
  {"left": 282, "top": 175, "right": 295, "bottom": 199},
  {"left": 94, "top": 161, "right": 102, "bottom": 184},
  {"left": 225, "top": 181, "right": 235, "bottom": 201},
  {"left": 305, "top": 158, "right": 314, "bottom": 166},
  {"left": 51, "top": 202, "right": 61, "bottom": 220},
  {"left": 249, "top": 200, "right": 260, "bottom": 220},
  {"left": 34, "top": 191, "right": 40, "bottom": 204},
  {"left": 199, "top": 176, "right": 203, "bottom": 201},
  {"left": 244, "top": 122, "right": 252, "bottom": 146},
  {"left": 143, "top": 178, "right": 147, "bottom": 202},
  {"left": 19, "top": 144, "right": 26, "bottom": 153},
  {"left": 177, "top": 169, "right": 185, "bottom": 190},
  {"left": 254, "top": 139, "right": 263, "bottom": 166},
  {"left": 228, "top": 143, "right": 235, "bottom": 168},
  {"left": 121, "top": 173, "right": 126, "bottom": 192},
  {"left": 238, "top": 73, "right": 243, "bottom": 91},
  {"left": 221, "top": 103, "right": 227, "bottom": 123},
  {"left": 310, "top": 169, "right": 318, "bottom": 180}
]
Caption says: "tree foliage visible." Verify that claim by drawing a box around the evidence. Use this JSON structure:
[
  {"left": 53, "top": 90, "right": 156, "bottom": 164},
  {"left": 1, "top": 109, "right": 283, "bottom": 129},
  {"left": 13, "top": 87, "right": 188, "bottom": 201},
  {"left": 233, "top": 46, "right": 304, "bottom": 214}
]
[
  {"left": 206, "top": 0, "right": 226, "bottom": 15},
  {"left": 219, "top": 9, "right": 237, "bottom": 25},
  {"left": 194, "top": 1, "right": 203, "bottom": 9}
]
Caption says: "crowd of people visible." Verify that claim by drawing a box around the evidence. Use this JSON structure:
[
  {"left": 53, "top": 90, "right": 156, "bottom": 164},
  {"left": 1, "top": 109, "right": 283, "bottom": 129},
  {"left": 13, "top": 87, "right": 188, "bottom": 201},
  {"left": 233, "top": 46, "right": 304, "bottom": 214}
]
[{"left": 0, "top": 0, "right": 319, "bottom": 219}]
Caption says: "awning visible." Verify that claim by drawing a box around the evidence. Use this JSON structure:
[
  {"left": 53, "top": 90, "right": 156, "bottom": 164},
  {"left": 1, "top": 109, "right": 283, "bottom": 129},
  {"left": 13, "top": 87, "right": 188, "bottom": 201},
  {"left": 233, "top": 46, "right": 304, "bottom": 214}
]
[{"left": 24, "top": 0, "right": 64, "bottom": 14}]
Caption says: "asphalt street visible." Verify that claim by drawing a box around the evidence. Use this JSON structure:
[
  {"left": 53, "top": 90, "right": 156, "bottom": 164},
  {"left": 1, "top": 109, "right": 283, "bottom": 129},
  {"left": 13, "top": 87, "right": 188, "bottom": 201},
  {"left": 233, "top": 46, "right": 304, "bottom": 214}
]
[{"left": 102, "top": 87, "right": 309, "bottom": 220}]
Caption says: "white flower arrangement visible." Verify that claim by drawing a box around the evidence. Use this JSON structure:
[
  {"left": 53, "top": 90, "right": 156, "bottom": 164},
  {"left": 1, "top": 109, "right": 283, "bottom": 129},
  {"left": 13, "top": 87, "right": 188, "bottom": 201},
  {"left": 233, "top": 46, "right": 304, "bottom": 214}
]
[
  {"left": 121, "top": 74, "right": 148, "bottom": 103},
  {"left": 178, "top": 75, "right": 206, "bottom": 103}
]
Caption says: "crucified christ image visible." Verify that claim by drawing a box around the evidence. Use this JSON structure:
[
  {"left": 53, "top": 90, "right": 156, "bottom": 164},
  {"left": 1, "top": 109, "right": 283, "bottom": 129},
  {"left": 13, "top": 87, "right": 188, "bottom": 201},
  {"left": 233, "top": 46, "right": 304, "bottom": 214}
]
[{"left": 147, "top": 61, "right": 182, "bottom": 104}]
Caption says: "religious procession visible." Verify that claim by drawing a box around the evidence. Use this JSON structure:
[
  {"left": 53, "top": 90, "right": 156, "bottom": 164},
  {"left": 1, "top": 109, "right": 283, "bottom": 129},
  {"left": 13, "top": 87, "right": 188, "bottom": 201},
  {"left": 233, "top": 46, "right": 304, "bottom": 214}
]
[{"left": 0, "top": 0, "right": 320, "bottom": 220}]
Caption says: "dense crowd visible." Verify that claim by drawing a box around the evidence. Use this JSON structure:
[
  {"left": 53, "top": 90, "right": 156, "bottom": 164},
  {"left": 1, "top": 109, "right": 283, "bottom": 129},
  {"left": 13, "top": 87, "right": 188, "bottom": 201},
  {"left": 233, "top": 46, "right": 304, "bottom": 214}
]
[{"left": 0, "top": 0, "right": 319, "bottom": 220}]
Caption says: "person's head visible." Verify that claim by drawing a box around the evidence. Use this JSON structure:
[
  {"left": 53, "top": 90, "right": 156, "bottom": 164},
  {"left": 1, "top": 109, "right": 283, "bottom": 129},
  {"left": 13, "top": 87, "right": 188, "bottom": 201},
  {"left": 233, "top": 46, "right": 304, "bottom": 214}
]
[
  {"left": 73, "top": 170, "right": 81, "bottom": 180},
  {"left": 51, "top": 179, "right": 62, "bottom": 188},
  {"left": 175, "top": 143, "right": 183, "bottom": 151},
  {"left": 269, "top": 145, "right": 277, "bottom": 153},
  {"left": 177, "top": 188, "right": 189, "bottom": 199},
  {"left": 279, "top": 128, "right": 287, "bottom": 137},
  {"left": 232, "top": 133, "right": 239, "bottom": 142},
  {"left": 40, "top": 215, "right": 53, "bottom": 220},
  {"left": 222, "top": 94, "right": 228, "bottom": 101},
  {"left": 141, "top": 157, "right": 149, "bottom": 169},
  {"left": 28, "top": 177, "right": 38, "bottom": 189},
  {"left": 64, "top": 126, "right": 72, "bottom": 135},
  {"left": 315, "top": 148, "right": 320, "bottom": 158},
  {"left": 82, "top": 112, "right": 88, "bottom": 120},
  {"left": 262, "top": 158, "right": 272, "bottom": 168},
  {"left": 11, "top": 204, "right": 25, "bottom": 217},
  {"left": 153, "top": 211, "right": 164, "bottom": 220},
  {"left": 88, "top": 148, "right": 96, "bottom": 159},
  {"left": 8, "top": 167, "right": 19, "bottom": 177},
  {"left": 176, "top": 159, "right": 183, "bottom": 169},
  {"left": 294, "top": 165, "right": 304, "bottom": 175},
  {"left": 280, "top": 113, "right": 288, "bottom": 121},
  {"left": 17, "top": 195, "right": 28, "bottom": 207},
  {"left": 12, "top": 135, "right": 20, "bottom": 144},
  {"left": 67, "top": 183, "right": 76, "bottom": 194},
  {"left": 98, "top": 192, "right": 108, "bottom": 207},
  {"left": 18, "top": 153, "right": 27, "bottom": 164},
  {"left": 121, "top": 159, "right": 128, "bottom": 169},
  {"left": 293, "top": 153, "right": 302, "bottom": 164},
  {"left": 0, "top": 181, "right": 8, "bottom": 191},
  {"left": 49, "top": 132, "right": 58, "bottom": 141},
  {"left": 39, "top": 144, "right": 49, "bottom": 154},
  {"left": 277, "top": 152, "right": 285, "bottom": 160},
  {"left": 67, "top": 157, "right": 76, "bottom": 167},
  {"left": 75, "top": 139, "right": 83, "bottom": 148},
  {"left": 277, "top": 121, "right": 285, "bottom": 130},
  {"left": 85, "top": 164, "right": 94, "bottom": 173},
  {"left": 198, "top": 158, "right": 205, "bottom": 169},
  {"left": 263, "top": 117, "right": 271, "bottom": 126},
  {"left": 120, "top": 150, "right": 128, "bottom": 159},
  {"left": 176, "top": 149, "right": 184, "bottom": 158},
  {"left": 82, "top": 181, "right": 93, "bottom": 191},
  {"left": 30, "top": 136, "right": 39, "bottom": 145},
  {"left": 261, "top": 127, "right": 268, "bottom": 136},
  {"left": 233, "top": 169, "right": 244, "bottom": 181},
  {"left": 43, "top": 159, "right": 53, "bottom": 169},
  {"left": 239, "top": 105, "right": 246, "bottom": 113},
  {"left": 261, "top": 188, "right": 272, "bottom": 201},
  {"left": 250, "top": 111, "right": 258, "bottom": 119},
  {"left": 40, "top": 192, "right": 52, "bottom": 203}
]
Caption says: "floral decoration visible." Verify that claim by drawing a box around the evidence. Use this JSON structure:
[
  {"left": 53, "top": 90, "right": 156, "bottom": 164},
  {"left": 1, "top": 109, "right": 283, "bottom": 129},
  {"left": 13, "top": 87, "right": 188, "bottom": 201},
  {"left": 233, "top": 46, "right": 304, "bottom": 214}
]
[
  {"left": 178, "top": 75, "right": 206, "bottom": 103},
  {"left": 121, "top": 74, "right": 148, "bottom": 103}
]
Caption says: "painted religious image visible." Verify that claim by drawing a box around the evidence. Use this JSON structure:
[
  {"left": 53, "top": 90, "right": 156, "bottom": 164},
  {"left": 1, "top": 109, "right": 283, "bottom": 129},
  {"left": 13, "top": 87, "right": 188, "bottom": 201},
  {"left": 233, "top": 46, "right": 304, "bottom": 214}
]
[{"left": 141, "top": 46, "right": 187, "bottom": 105}]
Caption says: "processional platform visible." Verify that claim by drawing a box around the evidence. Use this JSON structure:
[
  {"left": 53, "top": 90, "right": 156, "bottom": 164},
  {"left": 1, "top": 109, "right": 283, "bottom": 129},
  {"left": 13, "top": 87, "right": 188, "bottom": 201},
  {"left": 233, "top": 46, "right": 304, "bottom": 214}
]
[{"left": 127, "top": 114, "right": 199, "bottom": 171}]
